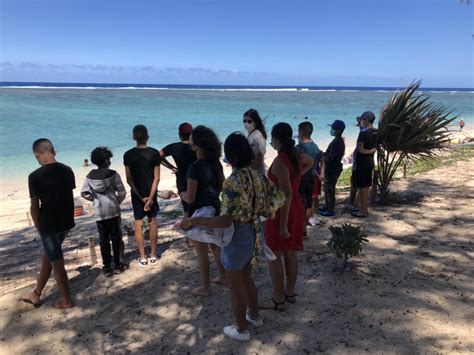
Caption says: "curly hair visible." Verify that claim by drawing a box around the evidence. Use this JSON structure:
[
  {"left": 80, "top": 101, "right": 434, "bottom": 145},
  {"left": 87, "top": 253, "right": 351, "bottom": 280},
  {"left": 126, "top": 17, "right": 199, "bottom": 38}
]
[
  {"left": 224, "top": 132, "right": 253, "bottom": 169},
  {"left": 90, "top": 146, "right": 113, "bottom": 167},
  {"left": 191, "top": 125, "right": 222, "bottom": 161}
]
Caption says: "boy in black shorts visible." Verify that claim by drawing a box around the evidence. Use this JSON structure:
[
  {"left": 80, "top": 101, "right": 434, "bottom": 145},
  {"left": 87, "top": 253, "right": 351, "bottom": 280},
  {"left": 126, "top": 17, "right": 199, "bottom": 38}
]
[
  {"left": 81, "top": 147, "right": 127, "bottom": 276},
  {"left": 320, "top": 120, "right": 346, "bottom": 217},
  {"left": 21, "top": 139, "right": 75, "bottom": 309},
  {"left": 160, "top": 122, "right": 196, "bottom": 218},
  {"left": 352, "top": 111, "right": 377, "bottom": 218},
  {"left": 124, "top": 125, "right": 161, "bottom": 267}
]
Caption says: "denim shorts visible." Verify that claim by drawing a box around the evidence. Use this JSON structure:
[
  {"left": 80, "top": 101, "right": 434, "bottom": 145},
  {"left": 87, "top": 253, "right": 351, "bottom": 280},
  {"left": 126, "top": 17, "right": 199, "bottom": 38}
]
[
  {"left": 131, "top": 193, "right": 159, "bottom": 220},
  {"left": 220, "top": 224, "right": 256, "bottom": 271},
  {"left": 40, "top": 230, "right": 69, "bottom": 262}
]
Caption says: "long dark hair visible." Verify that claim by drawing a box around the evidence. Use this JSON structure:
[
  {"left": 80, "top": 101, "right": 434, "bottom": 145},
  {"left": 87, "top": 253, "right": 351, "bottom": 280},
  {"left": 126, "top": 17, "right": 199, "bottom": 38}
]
[
  {"left": 191, "top": 125, "right": 222, "bottom": 161},
  {"left": 224, "top": 132, "right": 253, "bottom": 169},
  {"left": 271, "top": 122, "right": 300, "bottom": 175},
  {"left": 243, "top": 108, "right": 267, "bottom": 140}
]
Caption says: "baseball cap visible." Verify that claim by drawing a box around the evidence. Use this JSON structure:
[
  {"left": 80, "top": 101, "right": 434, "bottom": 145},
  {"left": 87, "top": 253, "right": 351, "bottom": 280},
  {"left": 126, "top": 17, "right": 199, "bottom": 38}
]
[
  {"left": 178, "top": 122, "right": 193, "bottom": 135},
  {"left": 357, "top": 111, "right": 376, "bottom": 123},
  {"left": 328, "top": 119, "right": 346, "bottom": 132}
]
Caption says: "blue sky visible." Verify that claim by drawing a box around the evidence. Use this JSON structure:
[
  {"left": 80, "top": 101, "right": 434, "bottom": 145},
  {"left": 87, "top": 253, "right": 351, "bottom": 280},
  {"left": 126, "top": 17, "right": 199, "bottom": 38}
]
[{"left": 0, "top": 0, "right": 473, "bottom": 87}]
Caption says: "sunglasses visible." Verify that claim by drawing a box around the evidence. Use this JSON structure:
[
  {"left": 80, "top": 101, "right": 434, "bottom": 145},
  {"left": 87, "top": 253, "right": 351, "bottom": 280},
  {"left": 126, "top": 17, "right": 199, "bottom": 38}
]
[{"left": 243, "top": 119, "right": 253, "bottom": 124}]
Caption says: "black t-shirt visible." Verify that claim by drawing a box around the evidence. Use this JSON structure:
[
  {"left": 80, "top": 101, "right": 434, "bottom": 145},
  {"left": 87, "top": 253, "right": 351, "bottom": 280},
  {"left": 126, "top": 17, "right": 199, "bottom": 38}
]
[
  {"left": 355, "top": 128, "right": 377, "bottom": 169},
  {"left": 28, "top": 162, "right": 76, "bottom": 234},
  {"left": 162, "top": 142, "right": 197, "bottom": 192},
  {"left": 123, "top": 147, "right": 161, "bottom": 198},
  {"left": 186, "top": 159, "right": 223, "bottom": 216},
  {"left": 324, "top": 136, "right": 345, "bottom": 175}
]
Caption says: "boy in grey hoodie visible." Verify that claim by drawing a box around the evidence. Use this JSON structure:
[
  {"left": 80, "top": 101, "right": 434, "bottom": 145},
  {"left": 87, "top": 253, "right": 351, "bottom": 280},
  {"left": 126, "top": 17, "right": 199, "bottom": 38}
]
[{"left": 81, "top": 147, "right": 127, "bottom": 276}]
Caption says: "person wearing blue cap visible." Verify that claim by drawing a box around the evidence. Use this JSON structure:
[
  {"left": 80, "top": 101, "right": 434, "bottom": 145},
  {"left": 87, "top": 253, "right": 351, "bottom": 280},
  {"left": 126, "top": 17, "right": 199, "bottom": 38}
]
[{"left": 319, "top": 120, "right": 346, "bottom": 217}]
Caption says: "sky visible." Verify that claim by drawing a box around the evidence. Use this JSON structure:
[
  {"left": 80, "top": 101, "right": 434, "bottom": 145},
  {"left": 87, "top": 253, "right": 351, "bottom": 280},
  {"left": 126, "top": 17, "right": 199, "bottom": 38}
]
[{"left": 0, "top": 0, "right": 473, "bottom": 87}]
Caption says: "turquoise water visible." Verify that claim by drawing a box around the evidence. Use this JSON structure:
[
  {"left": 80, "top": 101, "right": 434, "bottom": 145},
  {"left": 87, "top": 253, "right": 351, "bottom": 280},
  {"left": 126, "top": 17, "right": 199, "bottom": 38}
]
[{"left": 0, "top": 87, "right": 472, "bottom": 178}]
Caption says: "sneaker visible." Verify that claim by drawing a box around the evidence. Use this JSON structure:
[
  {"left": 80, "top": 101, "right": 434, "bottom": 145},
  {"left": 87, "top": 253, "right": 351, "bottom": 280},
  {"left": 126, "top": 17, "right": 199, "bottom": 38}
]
[
  {"left": 308, "top": 216, "right": 319, "bottom": 226},
  {"left": 137, "top": 258, "right": 148, "bottom": 268},
  {"left": 223, "top": 325, "right": 250, "bottom": 342},
  {"left": 246, "top": 312, "right": 264, "bottom": 327},
  {"left": 318, "top": 206, "right": 327, "bottom": 213},
  {"left": 319, "top": 210, "right": 336, "bottom": 217},
  {"left": 102, "top": 266, "right": 113, "bottom": 277},
  {"left": 148, "top": 255, "right": 159, "bottom": 265}
]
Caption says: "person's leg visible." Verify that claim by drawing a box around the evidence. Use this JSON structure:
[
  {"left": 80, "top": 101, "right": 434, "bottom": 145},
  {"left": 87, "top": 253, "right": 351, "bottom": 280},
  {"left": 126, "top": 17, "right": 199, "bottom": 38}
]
[
  {"left": 134, "top": 219, "right": 146, "bottom": 260},
  {"left": 21, "top": 252, "right": 52, "bottom": 305},
  {"left": 193, "top": 241, "right": 211, "bottom": 296},
  {"left": 359, "top": 187, "right": 369, "bottom": 215},
  {"left": 282, "top": 251, "right": 299, "bottom": 299},
  {"left": 209, "top": 244, "right": 227, "bottom": 285},
  {"left": 242, "top": 263, "right": 258, "bottom": 319},
  {"left": 349, "top": 174, "right": 358, "bottom": 208},
  {"left": 148, "top": 216, "right": 158, "bottom": 257},
  {"left": 267, "top": 252, "right": 285, "bottom": 303},
  {"left": 97, "top": 220, "right": 112, "bottom": 269},
  {"left": 323, "top": 181, "right": 329, "bottom": 210},
  {"left": 326, "top": 180, "right": 336, "bottom": 213},
  {"left": 51, "top": 257, "right": 74, "bottom": 309},
  {"left": 109, "top": 217, "right": 123, "bottom": 266},
  {"left": 225, "top": 269, "right": 247, "bottom": 331}
]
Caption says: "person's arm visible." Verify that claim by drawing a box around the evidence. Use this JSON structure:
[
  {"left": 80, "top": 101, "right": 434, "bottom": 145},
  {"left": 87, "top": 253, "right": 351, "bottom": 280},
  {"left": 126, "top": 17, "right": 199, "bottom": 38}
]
[
  {"left": 300, "top": 153, "right": 314, "bottom": 176},
  {"left": 114, "top": 173, "right": 127, "bottom": 204},
  {"left": 180, "top": 214, "right": 233, "bottom": 229},
  {"left": 159, "top": 149, "right": 178, "bottom": 173},
  {"left": 357, "top": 142, "right": 376, "bottom": 155},
  {"left": 80, "top": 179, "right": 94, "bottom": 201},
  {"left": 319, "top": 159, "right": 326, "bottom": 181},
  {"left": 271, "top": 157, "right": 291, "bottom": 239},
  {"left": 144, "top": 165, "right": 160, "bottom": 211},
  {"left": 30, "top": 197, "right": 40, "bottom": 230},
  {"left": 180, "top": 178, "right": 197, "bottom": 204},
  {"left": 125, "top": 166, "right": 143, "bottom": 199}
]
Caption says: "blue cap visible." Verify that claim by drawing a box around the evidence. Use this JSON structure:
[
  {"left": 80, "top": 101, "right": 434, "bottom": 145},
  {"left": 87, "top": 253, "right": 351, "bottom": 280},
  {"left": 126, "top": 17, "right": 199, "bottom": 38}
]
[{"left": 328, "top": 119, "right": 346, "bottom": 132}]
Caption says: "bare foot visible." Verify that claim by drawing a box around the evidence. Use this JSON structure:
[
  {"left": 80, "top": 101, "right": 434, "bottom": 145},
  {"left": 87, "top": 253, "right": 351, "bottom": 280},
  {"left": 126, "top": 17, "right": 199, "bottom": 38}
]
[
  {"left": 53, "top": 298, "right": 74, "bottom": 309},
  {"left": 210, "top": 276, "right": 227, "bottom": 287},
  {"left": 21, "top": 291, "right": 41, "bottom": 307},
  {"left": 191, "top": 286, "right": 211, "bottom": 297}
]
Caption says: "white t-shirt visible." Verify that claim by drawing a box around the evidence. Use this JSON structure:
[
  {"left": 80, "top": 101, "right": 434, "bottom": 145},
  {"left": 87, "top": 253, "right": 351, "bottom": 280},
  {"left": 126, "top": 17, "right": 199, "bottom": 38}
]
[{"left": 248, "top": 130, "right": 266, "bottom": 156}]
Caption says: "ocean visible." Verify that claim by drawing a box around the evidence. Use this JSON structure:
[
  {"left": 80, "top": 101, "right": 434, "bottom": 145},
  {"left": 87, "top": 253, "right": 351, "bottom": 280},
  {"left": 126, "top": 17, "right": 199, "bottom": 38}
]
[{"left": 0, "top": 82, "right": 472, "bottom": 179}]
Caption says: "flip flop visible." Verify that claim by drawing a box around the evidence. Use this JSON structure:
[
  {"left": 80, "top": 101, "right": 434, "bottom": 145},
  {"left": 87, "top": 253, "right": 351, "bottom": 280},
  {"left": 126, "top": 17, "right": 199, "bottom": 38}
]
[
  {"left": 284, "top": 292, "right": 298, "bottom": 304},
  {"left": 21, "top": 298, "right": 41, "bottom": 308},
  {"left": 351, "top": 211, "right": 367, "bottom": 218}
]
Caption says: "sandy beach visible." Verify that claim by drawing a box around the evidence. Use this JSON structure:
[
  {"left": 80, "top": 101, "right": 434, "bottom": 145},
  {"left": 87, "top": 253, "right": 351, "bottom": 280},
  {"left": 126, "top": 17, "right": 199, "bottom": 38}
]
[{"left": 0, "top": 130, "right": 473, "bottom": 353}]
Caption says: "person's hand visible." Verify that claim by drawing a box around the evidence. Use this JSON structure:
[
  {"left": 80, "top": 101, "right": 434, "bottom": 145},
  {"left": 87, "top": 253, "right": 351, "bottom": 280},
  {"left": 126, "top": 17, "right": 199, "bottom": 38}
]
[
  {"left": 144, "top": 198, "right": 152, "bottom": 211},
  {"left": 179, "top": 192, "right": 186, "bottom": 201},
  {"left": 320, "top": 176, "right": 326, "bottom": 183},
  {"left": 180, "top": 218, "right": 193, "bottom": 230},
  {"left": 172, "top": 168, "right": 178, "bottom": 175},
  {"left": 371, "top": 148, "right": 377, "bottom": 154},
  {"left": 280, "top": 227, "right": 290, "bottom": 239}
]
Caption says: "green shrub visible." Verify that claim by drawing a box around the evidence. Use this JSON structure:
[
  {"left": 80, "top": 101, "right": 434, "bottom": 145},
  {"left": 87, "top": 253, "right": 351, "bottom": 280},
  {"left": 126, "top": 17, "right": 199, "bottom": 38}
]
[{"left": 327, "top": 223, "right": 369, "bottom": 267}]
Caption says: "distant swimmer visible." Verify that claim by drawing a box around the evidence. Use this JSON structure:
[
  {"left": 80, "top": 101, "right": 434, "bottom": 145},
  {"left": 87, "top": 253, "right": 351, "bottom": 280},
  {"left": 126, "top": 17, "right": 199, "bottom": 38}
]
[
  {"left": 83, "top": 159, "right": 90, "bottom": 167},
  {"left": 460, "top": 119, "right": 465, "bottom": 131}
]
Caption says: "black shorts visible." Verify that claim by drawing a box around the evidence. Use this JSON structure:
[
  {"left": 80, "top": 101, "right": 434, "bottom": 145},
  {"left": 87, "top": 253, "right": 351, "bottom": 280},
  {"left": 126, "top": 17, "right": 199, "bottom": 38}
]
[
  {"left": 354, "top": 166, "right": 373, "bottom": 188},
  {"left": 131, "top": 193, "right": 159, "bottom": 220},
  {"left": 299, "top": 174, "right": 315, "bottom": 209}
]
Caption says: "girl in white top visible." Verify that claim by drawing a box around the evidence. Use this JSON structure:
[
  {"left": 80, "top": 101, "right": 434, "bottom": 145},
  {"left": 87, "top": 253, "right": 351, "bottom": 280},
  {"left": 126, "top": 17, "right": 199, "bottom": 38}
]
[{"left": 243, "top": 109, "right": 267, "bottom": 175}]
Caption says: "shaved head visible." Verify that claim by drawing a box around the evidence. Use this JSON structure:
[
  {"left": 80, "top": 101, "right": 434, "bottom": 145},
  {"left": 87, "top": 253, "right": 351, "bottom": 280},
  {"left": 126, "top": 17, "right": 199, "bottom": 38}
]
[{"left": 32, "top": 138, "right": 54, "bottom": 154}]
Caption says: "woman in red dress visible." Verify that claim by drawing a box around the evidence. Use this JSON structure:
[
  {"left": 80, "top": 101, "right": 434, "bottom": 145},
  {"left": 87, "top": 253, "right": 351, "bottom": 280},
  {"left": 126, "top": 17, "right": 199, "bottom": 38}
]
[{"left": 264, "top": 122, "right": 313, "bottom": 310}]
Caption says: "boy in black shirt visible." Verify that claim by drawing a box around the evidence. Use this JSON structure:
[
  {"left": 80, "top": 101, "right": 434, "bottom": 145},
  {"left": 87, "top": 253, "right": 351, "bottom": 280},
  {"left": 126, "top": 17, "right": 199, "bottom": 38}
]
[
  {"left": 160, "top": 122, "right": 197, "bottom": 217},
  {"left": 320, "top": 120, "right": 346, "bottom": 217},
  {"left": 352, "top": 111, "right": 377, "bottom": 218},
  {"left": 21, "top": 139, "right": 75, "bottom": 309},
  {"left": 123, "top": 125, "right": 161, "bottom": 268}
]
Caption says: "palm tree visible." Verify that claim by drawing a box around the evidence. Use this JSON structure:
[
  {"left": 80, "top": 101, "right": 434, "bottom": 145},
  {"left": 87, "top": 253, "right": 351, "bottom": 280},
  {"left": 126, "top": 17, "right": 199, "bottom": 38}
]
[{"left": 376, "top": 81, "right": 456, "bottom": 200}]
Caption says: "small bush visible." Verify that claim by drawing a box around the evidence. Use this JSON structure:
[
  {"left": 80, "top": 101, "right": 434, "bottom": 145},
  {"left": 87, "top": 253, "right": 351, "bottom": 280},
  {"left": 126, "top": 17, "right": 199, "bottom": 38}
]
[{"left": 327, "top": 223, "right": 369, "bottom": 267}]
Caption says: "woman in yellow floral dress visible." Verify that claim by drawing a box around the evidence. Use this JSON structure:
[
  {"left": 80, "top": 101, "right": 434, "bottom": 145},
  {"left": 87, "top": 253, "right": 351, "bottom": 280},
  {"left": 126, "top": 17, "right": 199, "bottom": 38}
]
[{"left": 180, "top": 132, "right": 284, "bottom": 342}]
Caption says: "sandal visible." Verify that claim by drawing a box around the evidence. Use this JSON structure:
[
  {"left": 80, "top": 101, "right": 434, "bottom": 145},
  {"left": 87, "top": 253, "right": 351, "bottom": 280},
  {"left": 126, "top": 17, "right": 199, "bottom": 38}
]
[
  {"left": 260, "top": 297, "right": 286, "bottom": 311},
  {"left": 351, "top": 211, "right": 367, "bottom": 218},
  {"left": 284, "top": 292, "right": 298, "bottom": 304},
  {"left": 21, "top": 289, "right": 41, "bottom": 308}
]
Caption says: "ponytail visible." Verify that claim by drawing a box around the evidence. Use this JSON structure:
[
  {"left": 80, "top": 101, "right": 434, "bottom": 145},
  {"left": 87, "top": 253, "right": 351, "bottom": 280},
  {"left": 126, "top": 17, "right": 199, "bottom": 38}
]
[{"left": 271, "top": 122, "right": 300, "bottom": 175}]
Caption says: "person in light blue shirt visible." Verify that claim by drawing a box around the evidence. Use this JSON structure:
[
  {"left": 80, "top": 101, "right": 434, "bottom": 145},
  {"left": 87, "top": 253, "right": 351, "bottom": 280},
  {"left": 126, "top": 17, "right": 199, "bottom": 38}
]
[{"left": 296, "top": 122, "right": 321, "bottom": 232}]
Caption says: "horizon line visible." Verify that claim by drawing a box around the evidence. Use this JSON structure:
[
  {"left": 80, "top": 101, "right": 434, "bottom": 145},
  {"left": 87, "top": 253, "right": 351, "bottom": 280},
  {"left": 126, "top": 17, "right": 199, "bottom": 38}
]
[{"left": 1, "top": 80, "right": 473, "bottom": 91}]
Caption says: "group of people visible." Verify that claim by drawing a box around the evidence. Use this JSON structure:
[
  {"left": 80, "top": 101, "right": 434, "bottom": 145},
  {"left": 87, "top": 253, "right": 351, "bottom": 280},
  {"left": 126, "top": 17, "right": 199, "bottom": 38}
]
[{"left": 21, "top": 108, "right": 378, "bottom": 342}]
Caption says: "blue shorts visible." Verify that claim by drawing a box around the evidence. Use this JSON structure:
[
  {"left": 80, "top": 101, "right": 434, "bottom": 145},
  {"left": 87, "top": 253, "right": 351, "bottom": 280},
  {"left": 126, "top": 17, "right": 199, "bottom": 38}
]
[
  {"left": 220, "top": 224, "right": 256, "bottom": 271},
  {"left": 131, "top": 193, "right": 159, "bottom": 220},
  {"left": 40, "top": 230, "right": 69, "bottom": 262}
]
